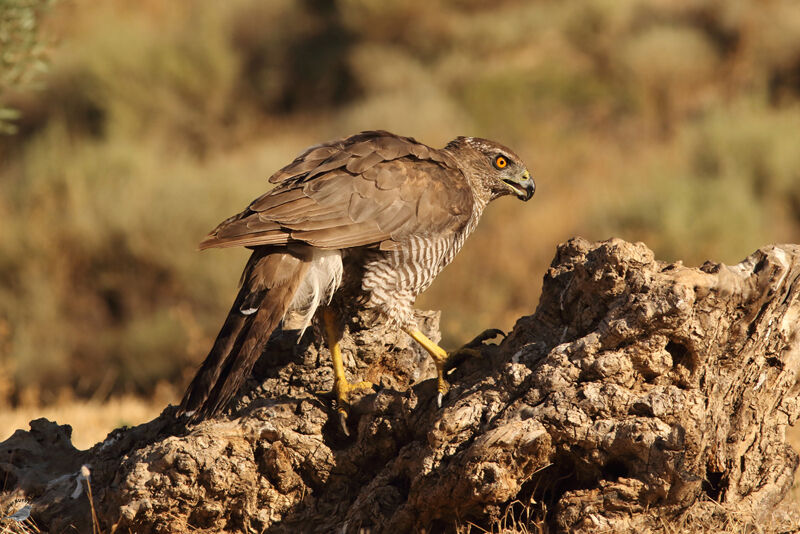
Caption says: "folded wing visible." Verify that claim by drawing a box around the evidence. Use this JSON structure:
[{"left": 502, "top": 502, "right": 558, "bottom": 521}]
[{"left": 199, "top": 131, "right": 473, "bottom": 252}]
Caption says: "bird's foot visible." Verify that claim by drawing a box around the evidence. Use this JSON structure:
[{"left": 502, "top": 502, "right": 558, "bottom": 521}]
[
  {"left": 318, "top": 379, "right": 374, "bottom": 436},
  {"left": 445, "top": 328, "right": 506, "bottom": 371},
  {"left": 437, "top": 328, "right": 506, "bottom": 407},
  {"left": 404, "top": 326, "right": 505, "bottom": 408},
  {"left": 434, "top": 368, "right": 449, "bottom": 409},
  {"left": 466, "top": 327, "right": 507, "bottom": 347}
]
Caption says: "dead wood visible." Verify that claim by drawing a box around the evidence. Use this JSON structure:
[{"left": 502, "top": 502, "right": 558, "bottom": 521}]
[{"left": 1, "top": 238, "right": 799, "bottom": 533}]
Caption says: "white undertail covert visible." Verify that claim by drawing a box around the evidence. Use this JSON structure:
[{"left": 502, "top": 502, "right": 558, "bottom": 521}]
[{"left": 286, "top": 249, "right": 343, "bottom": 334}]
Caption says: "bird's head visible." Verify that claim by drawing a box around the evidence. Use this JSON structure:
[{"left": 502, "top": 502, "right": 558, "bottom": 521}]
[{"left": 445, "top": 136, "right": 535, "bottom": 203}]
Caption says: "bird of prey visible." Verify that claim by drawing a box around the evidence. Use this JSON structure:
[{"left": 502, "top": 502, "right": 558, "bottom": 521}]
[{"left": 177, "top": 130, "right": 534, "bottom": 430}]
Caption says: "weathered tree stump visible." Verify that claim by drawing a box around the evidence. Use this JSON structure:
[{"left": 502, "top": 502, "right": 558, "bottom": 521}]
[{"left": 2, "top": 238, "right": 799, "bottom": 533}]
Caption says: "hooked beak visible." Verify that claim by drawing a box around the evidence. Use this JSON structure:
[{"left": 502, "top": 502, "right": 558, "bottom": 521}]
[{"left": 503, "top": 170, "right": 535, "bottom": 201}]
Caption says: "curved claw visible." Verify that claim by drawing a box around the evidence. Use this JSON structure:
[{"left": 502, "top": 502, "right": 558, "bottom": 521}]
[
  {"left": 465, "top": 328, "right": 506, "bottom": 348},
  {"left": 318, "top": 380, "right": 373, "bottom": 436},
  {"left": 446, "top": 328, "right": 506, "bottom": 372},
  {"left": 405, "top": 326, "right": 502, "bottom": 413}
]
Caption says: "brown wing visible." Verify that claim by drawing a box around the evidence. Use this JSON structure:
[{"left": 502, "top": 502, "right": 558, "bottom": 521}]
[
  {"left": 199, "top": 131, "right": 473, "bottom": 251},
  {"left": 266, "top": 130, "right": 456, "bottom": 185}
]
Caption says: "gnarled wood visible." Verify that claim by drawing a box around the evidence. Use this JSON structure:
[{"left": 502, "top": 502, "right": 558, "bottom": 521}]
[{"left": 1, "top": 238, "right": 799, "bottom": 533}]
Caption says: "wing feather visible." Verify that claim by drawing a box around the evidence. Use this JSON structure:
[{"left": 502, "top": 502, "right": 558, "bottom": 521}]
[
  {"left": 347, "top": 193, "right": 376, "bottom": 223},
  {"left": 363, "top": 161, "right": 408, "bottom": 190},
  {"left": 305, "top": 152, "right": 352, "bottom": 181},
  {"left": 345, "top": 151, "right": 385, "bottom": 174},
  {"left": 200, "top": 131, "right": 473, "bottom": 251},
  {"left": 249, "top": 188, "right": 307, "bottom": 212},
  {"left": 295, "top": 222, "right": 385, "bottom": 249}
]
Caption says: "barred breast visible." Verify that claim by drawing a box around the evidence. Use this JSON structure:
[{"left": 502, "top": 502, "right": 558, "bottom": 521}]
[{"left": 361, "top": 206, "right": 485, "bottom": 328}]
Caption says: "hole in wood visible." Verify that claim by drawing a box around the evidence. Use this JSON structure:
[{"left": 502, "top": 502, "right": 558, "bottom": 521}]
[
  {"left": 703, "top": 468, "right": 726, "bottom": 501},
  {"left": 601, "top": 459, "right": 629, "bottom": 482},
  {"left": 666, "top": 340, "right": 692, "bottom": 371}
]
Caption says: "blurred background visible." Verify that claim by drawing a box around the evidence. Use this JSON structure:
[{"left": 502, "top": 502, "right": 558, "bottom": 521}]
[{"left": 1, "top": 0, "right": 800, "bottom": 447}]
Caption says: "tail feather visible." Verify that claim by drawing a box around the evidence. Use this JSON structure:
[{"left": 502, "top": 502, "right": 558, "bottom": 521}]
[
  {"left": 177, "top": 248, "right": 310, "bottom": 420},
  {"left": 177, "top": 294, "right": 252, "bottom": 415}
]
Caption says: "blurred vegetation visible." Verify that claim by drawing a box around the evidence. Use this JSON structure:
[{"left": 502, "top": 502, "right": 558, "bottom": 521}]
[
  {"left": 1, "top": 0, "right": 800, "bottom": 406},
  {"left": 0, "top": 0, "right": 54, "bottom": 133}
]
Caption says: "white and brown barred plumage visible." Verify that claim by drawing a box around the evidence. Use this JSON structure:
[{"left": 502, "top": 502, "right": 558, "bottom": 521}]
[{"left": 178, "top": 130, "right": 534, "bottom": 420}]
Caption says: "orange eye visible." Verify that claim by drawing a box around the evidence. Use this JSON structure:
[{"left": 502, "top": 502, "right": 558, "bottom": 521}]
[{"left": 494, "top": 155, "right": 508, "bottom": 169}]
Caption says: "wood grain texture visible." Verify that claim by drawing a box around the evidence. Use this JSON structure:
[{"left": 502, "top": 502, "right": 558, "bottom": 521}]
[{"left": 4, "top": 239, "right": 799, "bottom": 533}]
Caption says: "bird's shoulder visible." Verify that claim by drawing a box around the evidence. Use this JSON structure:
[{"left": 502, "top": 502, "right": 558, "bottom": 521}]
[
  {"left": 267, "top": 130, "right": 461, "bottom": 186},
  {"left": 259, "top": 130, "right": 475, "bottom": 233}
]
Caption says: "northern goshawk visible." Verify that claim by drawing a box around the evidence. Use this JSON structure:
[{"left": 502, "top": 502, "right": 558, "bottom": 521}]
[{"left": 177, "top": 131, "right": 534, "bottom": 430}]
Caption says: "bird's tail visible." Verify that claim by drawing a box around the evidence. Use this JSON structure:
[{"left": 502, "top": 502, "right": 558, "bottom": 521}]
[{"left": 177, "top": 248, "right": 310, "bottom": 420}]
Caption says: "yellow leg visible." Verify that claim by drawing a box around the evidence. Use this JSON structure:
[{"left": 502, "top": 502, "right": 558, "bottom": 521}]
[
  {"left": 322, "top": 308, "right": 372, "bottom": 435},
  {"left": 404, "top": 327, "right": 504, "bottom": 407},
  {"left": 404, "top": 328, "right": 452, "bottom": 407}
]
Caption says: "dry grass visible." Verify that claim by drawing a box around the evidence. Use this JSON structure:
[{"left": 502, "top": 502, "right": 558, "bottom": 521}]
[
  {"left": 457, "top": 500, "right": 547, "bottom": 534},
  {"left": 0, "top": 494, "right": 39, "bottom": 534}
]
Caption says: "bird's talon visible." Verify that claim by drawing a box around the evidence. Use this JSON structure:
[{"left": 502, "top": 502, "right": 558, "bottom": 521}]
[
  {"left": 437, "top": 392, "right": 443, "bottom": 408},
  {"left": 319, "top": 378, "right": 374, "bottom": 435},
  {"left": 444, "top": 346, "right": 483, "bottom": 372},
  {"left": 466, "top": 328, "right": 506, "bottom": 348}
]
